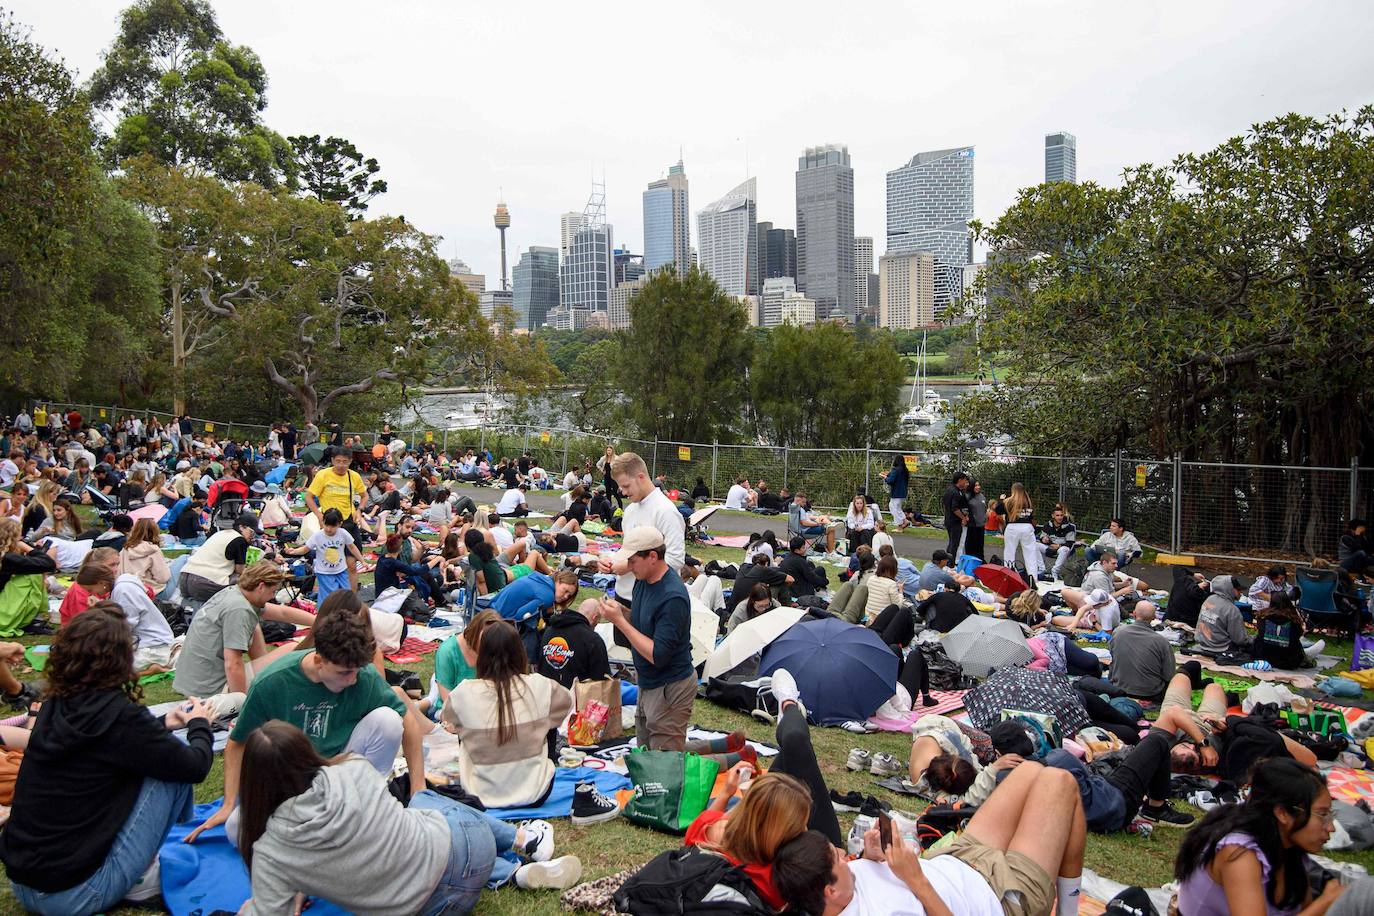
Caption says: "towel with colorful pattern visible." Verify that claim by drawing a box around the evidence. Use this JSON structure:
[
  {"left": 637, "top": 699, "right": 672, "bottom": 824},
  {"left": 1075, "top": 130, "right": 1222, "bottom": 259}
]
[
  {"left": 384, "top": 636, "right": 441, "bottom": 664},
  {"left": 867, "top": 691, "right": 969, "bottom": 729}
]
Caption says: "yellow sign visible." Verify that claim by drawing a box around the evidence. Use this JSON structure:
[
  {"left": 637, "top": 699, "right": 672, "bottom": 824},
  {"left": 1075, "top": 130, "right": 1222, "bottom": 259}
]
[
  {"left": 99, "top": 408, "right": 107, "bottom": 418},
  {"left": 1135, "top": 464, "right": 1147, "bottom": 488},
  {"left": 320, "top": 434, "right": 328, "bottom": 443},
  {"left": 904, "top": 455, "right": 919, "bottom": 473},
  {"left": 541, "top": 431, "right": 551, "bottom": 444},
  {"left": 204, "top": 422, "right": 214, "bottom": 433},
  {"left": 678, "top": 446, "right": 691, "bottom": 462},
  {"left": 425, "top": 430, "right": 434, "bottom": 443}
]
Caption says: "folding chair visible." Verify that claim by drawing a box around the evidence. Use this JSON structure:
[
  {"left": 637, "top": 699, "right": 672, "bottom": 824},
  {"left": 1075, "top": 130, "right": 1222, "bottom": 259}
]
[{"left": 1296, "top": 567, "right": 1359, "bottom": 641}]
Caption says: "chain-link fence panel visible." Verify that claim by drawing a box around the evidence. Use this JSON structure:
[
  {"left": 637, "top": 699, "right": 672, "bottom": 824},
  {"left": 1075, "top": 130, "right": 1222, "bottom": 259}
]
[
  {"left": 1180, "top": 463, "right": 1352, "bottom": 560},
  {"left": 647, "top": 441, "right": 716, "bottom": 498},
  {"left": 785, "top": 449, "right": 869, "bottom": 510},
  {"left": 1120, "top": 457, "right": 1172, "bottom": 549},
  {"left": 1061, "top": 457, "right": 1119, "bottom": 540},
  {"left": 866, "top": 450, "right": 960, "bottom": 521},
  {"left": 711, "top": 445, "right": 787, "bottom": 504}
]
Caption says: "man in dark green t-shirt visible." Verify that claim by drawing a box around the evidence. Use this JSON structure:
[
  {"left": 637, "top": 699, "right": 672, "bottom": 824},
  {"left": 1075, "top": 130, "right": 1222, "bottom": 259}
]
[{"left": 183, "top": 609, "right": 427, "bottom": 844}]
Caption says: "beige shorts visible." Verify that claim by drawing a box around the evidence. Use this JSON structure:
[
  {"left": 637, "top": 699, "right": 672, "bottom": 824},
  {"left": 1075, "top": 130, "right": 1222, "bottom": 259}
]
[
  {"left": 1162, "top": 677, "right": 1226, "bottom": 734},
  {"left": 936, "top": 833, "right": 1055, "bottom": 916}
]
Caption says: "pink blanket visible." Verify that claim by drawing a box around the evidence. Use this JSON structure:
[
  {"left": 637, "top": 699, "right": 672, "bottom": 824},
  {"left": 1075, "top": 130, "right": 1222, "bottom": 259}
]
[
  {"left": 706, "top": 535, "right": 752, "bottom": 548},
  {"left": 867, "top": 691, "right": 969, "bottom": 730}
]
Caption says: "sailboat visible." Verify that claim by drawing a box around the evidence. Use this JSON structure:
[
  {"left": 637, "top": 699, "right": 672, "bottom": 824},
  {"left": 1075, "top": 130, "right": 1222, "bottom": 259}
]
[{"left": 901, "top": 332, "right": 944, "bottom": 427}]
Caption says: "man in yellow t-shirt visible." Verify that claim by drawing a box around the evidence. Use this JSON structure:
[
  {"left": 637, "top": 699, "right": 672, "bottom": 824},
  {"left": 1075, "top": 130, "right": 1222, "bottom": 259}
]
[{"left": 305, "top": 447, "right": 369, "bottom": 590}]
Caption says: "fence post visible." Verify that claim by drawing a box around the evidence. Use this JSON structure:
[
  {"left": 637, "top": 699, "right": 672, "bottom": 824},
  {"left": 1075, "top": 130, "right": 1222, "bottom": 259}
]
[
  {"left": 1352, "top": 457, "right": 1361, "bottom": 520},
  {"left": 711, "top": 441, "right": 718, "bottom": 497},
  {"left": 1058, "top": 453, "right": 1067, "bottom": 504},
  {"left": 783, "top": 446, "right": 790, "bottom": 491},
  {"left": 651, "top": 439, "right": 658, "bottom": 478},
  {"left": 522, "top": 428, "right": 529, "bottom": 455},
  {"left": 1172, "top": 453, "right": 1183, "bottom": 554},
  {"left": 1113, "top": 449, "right": 1123, "bottom": 520},
  {"left": 864, "top": 442, "right": 872, "bottom": 489},
  {"left": 479, "top": 426, "right": 486, "bottom": 457},
  {"left": 562, "top": 438, "right": 570, "bottom": 476},
  {"left": 442, "top": 429, "right": 448, "bottom": 454}
]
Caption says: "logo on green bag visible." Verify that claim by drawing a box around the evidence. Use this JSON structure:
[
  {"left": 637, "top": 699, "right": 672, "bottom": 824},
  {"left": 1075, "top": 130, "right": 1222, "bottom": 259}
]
[{"left": 633, "top": 781, "right": 668, "bottom": 799}]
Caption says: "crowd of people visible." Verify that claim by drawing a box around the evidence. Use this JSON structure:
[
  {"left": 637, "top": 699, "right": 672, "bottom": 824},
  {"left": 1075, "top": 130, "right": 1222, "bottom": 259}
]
[{"left": 0, "top": 405, "right": 1371, "bottom": 915}]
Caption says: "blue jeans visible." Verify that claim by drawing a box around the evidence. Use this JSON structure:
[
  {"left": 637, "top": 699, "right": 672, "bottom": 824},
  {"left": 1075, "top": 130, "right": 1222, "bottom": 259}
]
[
  {"left": 11, "top": 777, "right": 194, "bottom": 916},
  {"left": 410, "top": 791, "right": 520, "bottom": 914}
]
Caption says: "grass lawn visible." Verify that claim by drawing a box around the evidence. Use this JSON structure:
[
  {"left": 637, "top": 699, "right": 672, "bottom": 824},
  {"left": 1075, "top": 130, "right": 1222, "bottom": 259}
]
[{"left": 0, "top": 540, "right": 1370, "bottom": 914}]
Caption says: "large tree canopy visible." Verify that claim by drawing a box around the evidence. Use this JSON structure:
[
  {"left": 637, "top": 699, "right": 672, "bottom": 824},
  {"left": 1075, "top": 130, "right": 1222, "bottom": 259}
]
[
  {"left": 88, "top": 0, "right": 293, "bottom": 186},
  {"left": 289, "top": 134, "right": 387, "bottom": 218},
  {"left": 966, "top": 108, "right": 1374, "bottom": 468}
]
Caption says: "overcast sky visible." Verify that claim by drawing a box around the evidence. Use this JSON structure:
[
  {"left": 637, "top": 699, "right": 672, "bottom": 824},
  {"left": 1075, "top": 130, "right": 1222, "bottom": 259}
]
[{"left": 16, "top": 1, "right": 1374, "bottom": 282}]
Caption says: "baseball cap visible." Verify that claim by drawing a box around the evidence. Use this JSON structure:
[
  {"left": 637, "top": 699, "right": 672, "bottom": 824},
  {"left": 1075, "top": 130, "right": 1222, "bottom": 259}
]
[
  {"left": 621, "top": 526, "right": 666, "bottom": 553},
  {"left": 176, "top": 460, "right": 191, "bottom": 471},
  {"left": 235, "top": 512, "right": 261, "bottom": 534},
  {"left": 1085, "top": 588, "right": 1114, "bottom": 608}
]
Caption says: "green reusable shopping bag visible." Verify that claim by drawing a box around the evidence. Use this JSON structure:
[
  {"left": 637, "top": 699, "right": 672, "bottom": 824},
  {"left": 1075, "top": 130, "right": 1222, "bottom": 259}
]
[{"left": 622, "top": 748, "right": 720, "bottom": 834}]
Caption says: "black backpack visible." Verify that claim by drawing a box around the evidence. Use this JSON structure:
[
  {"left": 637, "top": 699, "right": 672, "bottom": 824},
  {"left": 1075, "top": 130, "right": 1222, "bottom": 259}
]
[
  {"left": 613, "top": 846, "right": 773, "bottom": 915},
  {"left": 919, "top": 642, "right": 974, "bottom": 691},
  {"left": 916, "top": 802, "right": 979, "bottom": 849},
  {"left": 1061, "top": 553, "right": 1088, "bottom": 588}
]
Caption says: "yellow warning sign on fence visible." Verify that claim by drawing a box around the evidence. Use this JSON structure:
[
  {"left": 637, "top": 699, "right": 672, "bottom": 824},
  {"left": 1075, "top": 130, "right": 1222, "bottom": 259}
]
[
  {"left": 1135, "top": 464, "right": 1147, "bottom": 487},
  {"left": 204, "top": 422, "right": 214, "bottom": 433},
  {"left": 99, "top": 408, "right": 107, "bottom": 418},
  {"left": 678, "top": 446, "right": 691, "bottom": 462},
  {"left": 425, "top": 431, "right": 434, "bottom": 443},
  {"left": 541, "top": 431, "right": 551, "bottom": 444},
  {"left": 904, "top": 455, "right": 919, "bottom": 473}
]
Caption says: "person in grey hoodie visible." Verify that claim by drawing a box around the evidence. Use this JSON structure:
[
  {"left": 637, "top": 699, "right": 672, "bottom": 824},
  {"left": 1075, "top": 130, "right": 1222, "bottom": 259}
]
[
  {"left": 236, "top": 721, "right": 583, "bottom": 915},
  {"left": 1194, "top": 575, "right": 1251, "bottom": 656}
]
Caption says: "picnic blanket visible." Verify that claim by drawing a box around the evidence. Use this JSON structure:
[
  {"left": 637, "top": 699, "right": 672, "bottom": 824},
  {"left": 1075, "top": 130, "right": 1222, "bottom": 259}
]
[
  {"left": 867, "top": 691, "right": 969, "bottom": 729},
  {"left": 1181, "top": 653, "right": 1317, "bottom": 689},
  {"left": 486, "top": 766, "right": 631, "bottom": 821},
  {"left": 705, "top": 534, "right": 752, "bottom": 548},
  {"left": 1326, "top": 767, "right": 1374, "bottom": 805},
  {"left": 384, "top": 636, "right": 441, "bottom": 664}
]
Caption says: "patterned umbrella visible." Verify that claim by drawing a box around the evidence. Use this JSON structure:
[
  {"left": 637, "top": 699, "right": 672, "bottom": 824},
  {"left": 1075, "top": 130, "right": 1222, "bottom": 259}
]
[
  {"left": 941, "top": 616, "right": 1032, "bottom": 679},
  {"left": 963, "top": 665, "right": 1091, "bottom": 736}
]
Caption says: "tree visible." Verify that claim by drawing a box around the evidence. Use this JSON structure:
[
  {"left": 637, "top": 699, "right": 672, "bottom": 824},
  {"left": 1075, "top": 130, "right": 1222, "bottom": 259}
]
[
  {"left": 289, "top": 134, "right": 387, "bottom": 218},
  {"left": 750, "top": 323, "right": 905, "bottom": 447},
  {"left": 557, "top": 338, "right": 621, "bottom": 433},
  {"left": 0, "top": 13, "right": 160, "bottom": 397},
  {"left": 618, "top": 267, "right": 753, "bottom": 442},
  {"left": 88, "top": 0, "right": 293, "bottom": 186}
]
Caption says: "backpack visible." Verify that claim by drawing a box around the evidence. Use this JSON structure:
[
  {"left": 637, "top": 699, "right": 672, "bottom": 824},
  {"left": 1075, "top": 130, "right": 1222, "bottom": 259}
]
[
  {"left": 612, "top": 846, "right": 774, "bottom": 916},
  {"left": 1061, "top": 553, "right": 1088, "bottom": 588},
  {"left": 915, "top": 802, "right": 979, "bottom": 849},
  {"left": 920, "top": 643, "right": 973, "bottom": 691}
]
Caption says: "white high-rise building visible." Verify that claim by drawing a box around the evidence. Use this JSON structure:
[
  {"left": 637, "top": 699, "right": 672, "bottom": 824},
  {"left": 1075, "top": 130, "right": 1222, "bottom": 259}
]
[
  {"left": 559, "top": 188, "right": 613, "bottom": 313},
  {"left": 760, "top": 277, "right": 797, "bottom": 328},
  {"left": 886, "top": 147, "right": 974, "bottom": 318},
  {"left": 560, "top": 212, "right": 586, "bottom": 262},
  {"left": 1045, "top": 132, "right": 1077, "bottom": 184},
  {"left": 779, "top": 292, "right": 817, "bottom": 326},
  {"left": 610, "top": 276, "right": 649, "bottom": 330},
  {"left": 854, "top": 236, "right": 874, "bottom": 319},
  {"left": 696, "top": 178, "right": 757, "bottom": 297},
  {"left": 879, "top": 251, "right": 936, "bottom": 330}
]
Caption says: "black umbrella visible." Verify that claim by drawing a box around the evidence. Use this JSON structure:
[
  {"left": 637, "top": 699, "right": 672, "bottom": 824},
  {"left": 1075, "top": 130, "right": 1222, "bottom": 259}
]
[
  {"left": 963, "top": 665, "right": 1091, "bottom": 736},
  {"left": 298, "top": 442, "right": 330, "bottom": 466}
]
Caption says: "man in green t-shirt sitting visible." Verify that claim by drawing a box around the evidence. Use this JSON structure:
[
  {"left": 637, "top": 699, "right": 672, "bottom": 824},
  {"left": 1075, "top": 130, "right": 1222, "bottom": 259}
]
[{"left": 183, "top": 609, "right": 428, "bottom": 844}]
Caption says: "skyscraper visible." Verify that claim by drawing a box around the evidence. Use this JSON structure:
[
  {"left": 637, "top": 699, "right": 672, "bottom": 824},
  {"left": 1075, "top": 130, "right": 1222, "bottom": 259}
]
[
  {"left": 756, "top": 221, "right": 797, "bottom": 282},
  {"left": 614, "top": 247, "right": 645, "bottom": 286},
  {"left": 1045, "top": 132, "right": 1077, "bottom": 184},
  {"left": 512, "top": 246, "right": 559, "bottom": 331},
  {"left": 447, "top": 258, "right": 485, "bottom": 296},
  {"left": 559, "top": 212, "right": 586, "bottom": 262},
  {"left": 643, "top": 160, "right": 691, "bottom": 276},
  {"left": 886, "top": 146, "right": 974, "bottom": 317},
  {"left": 559, "top": 186, "right": 614, "bottom": 314},
  {"left": 795, "top": 144, "right": 855, "bottom": 321},
  {"left": 697, "top": 178, "right": 757, "bottom": 297},
  {"left": 493, "top": 200, "right": 511, "bottom": 290},
  {"left": 878, "top": 251, "right": 936, "bottom": 330},
  {"left": 854, "top": 236, "right": 874, "bottom": 322}
]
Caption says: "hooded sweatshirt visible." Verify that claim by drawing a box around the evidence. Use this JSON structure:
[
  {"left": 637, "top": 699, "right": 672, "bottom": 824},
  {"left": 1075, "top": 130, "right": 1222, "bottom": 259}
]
[
  {"left": 1165, "top": 567, "right": 1210, "bottom": 626},
  {"left": 1081, "top": 561, "right": 1115, "bottom": 595},
  {"left": 1195, "top": 575, "right": 1250, "bottom": 655},
  {"left": 537, "top": 609, "right": 611, "bottom": 689},
  {"left": 244, "top": 758, "right": 450, "bottom": 916},
  {"left": 118, "top": 539, "right": 171, "bottom": 593},
  {"left": 0, "top": 690, "right": 212, "bottom": 892}
]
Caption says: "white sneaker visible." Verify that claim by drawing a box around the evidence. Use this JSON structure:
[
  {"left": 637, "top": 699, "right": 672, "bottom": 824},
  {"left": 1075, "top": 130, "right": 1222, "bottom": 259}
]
[
  {"left": 869, "top": 752, "right": 903, "bottom": 777},
  {"left": 845, "top": 748, "right": 871, "bottom": 771},
  {"left": 770, "top": 667, "right": 801, "bottom": 709},
  {"left": 123, "top": 857, "right": 161, "bottom": 903},
  {"left": 840, "top": 720, "right": 874, "bottom": 734},
  {"left": 515, "top": 855, "right": 583, "bottom": 890},
  {"left": 518, "top": 818, "right": 555, "bottom": 862}
]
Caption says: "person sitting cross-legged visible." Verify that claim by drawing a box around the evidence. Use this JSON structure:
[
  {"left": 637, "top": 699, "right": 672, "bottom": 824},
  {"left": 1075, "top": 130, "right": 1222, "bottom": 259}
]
[{"left": 183, "top": 606, "right": 429, "bottom": 844}]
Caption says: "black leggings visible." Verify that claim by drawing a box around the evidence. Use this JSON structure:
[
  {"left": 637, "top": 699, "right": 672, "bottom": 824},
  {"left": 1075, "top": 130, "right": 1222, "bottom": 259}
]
[
  {"left": 1106, "top": 729, "right": 1172, "bottom": 821},
  {"left": 897, "top": 650, "right": 931, "bottom": 699},
  {"left": 870, "top": 604, "right": 916, "bottom": 653},
  {"left": 770, "top": 704, "right": 842, "bottom": 847},
  {"left": 1076, "top": 687, "right": 1141, "bottom": 746},
  {"left": 963, "top": 524, "right": 985, "bottom": 561},
  {"left": 945, "top": 523, "right": 963, "bottom": 556}
]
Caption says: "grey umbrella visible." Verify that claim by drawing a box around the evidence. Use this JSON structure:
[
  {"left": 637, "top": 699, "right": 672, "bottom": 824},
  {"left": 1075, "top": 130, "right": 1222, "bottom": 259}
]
[{"left": 941, "top": 616, "right": 1032, "bottom": 679}]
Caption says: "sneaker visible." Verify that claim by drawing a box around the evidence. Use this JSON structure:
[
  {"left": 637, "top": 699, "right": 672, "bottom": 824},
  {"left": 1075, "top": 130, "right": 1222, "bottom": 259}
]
[
  {"left": 123, "top": 858, "right": 161, "bottom": 903},
  {"left": 21, "top": 619, "right": 54, "bottom": 636},
  {"left": 518, "top": 819, "right": 555, "bottom": 862},
  {"left": 869, "top": 752, "right": 903, "bottom": 777},
  {"left": 1037, "top": 573, "right": 1055, "bottom": 582},
  {"left": 840, "top": 720, "right": 874, "bottom": 734},
  {"left": 1, "top": 683, "right": 39, "bottom": 713},
  {"left": 570, "top": 782, "right": 620, "bottom": 826},
  {"left": 515, "top": 856, "right": 583, "bottom": 890},
  {"left": 769, "top": 667, "right": 801, "bottom": 711},
  {"left": 845, "top": 748, "right": 872, "bottom": 771},
  {"left": 830, "top": 790, "right": 865, "bottom": 813},
  {"left": 1139, "top": 802, "right": 1195, "bottom": 828}
]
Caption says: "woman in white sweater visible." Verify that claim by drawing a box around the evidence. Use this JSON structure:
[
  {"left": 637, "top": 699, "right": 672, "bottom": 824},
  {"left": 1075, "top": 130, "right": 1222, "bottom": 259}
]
[
  {"left": 442, "top": 621, "right": 573, "bottom": 808},
  {"left": 236, "top": 720, "right": 582, "bottom": 915}
]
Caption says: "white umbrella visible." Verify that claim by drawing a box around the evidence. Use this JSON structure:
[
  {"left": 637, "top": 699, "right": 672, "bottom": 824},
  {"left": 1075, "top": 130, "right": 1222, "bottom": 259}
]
[
  {"left": 703, "top": 606, "right": 807, "bottom": 680},
  {"left": 941, "top": 616, "right": 1032, "bottom": 679},
  {"left": 599, "top": 595, "right": 722, "bottom": 669}
]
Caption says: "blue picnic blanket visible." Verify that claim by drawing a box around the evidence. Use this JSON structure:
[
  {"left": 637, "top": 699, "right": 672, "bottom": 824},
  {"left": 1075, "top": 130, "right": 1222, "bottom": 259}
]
[{"left": 484, "top": 766, "right": 632, "bottom": 820}]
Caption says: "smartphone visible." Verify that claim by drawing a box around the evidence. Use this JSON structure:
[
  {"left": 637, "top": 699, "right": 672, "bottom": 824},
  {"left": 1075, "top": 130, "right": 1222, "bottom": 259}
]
[{"left": 877, "top": 811, "right": 893, "bottom": 851}]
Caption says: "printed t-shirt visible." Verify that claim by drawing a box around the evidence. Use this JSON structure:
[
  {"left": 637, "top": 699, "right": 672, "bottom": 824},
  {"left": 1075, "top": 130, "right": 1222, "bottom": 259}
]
[
  {"left": 306, "top": 528, "right": 355, "bottom": 576},
  {"left": 307, "top": 468, "right": 364, "bottom": 517},
  {"left": 230, "top": 651, "right": 406, "bottom": 756}
]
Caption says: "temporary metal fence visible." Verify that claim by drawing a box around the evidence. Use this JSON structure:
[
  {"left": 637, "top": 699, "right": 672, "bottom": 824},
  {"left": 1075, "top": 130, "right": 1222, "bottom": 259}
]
[{"left": 26, "top": 402, "right": 1369, "bottom": 566}]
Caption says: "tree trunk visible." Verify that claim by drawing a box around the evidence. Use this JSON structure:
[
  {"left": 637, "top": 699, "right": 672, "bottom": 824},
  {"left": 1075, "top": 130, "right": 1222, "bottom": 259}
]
[{"left": 171, "top": 280, "right": 186, "bottom": 415}]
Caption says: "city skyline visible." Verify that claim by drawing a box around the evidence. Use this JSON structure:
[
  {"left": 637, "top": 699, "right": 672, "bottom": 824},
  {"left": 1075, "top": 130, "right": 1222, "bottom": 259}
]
[{"left": 21, "top": 1, "right": 1374, "bottom": 284}]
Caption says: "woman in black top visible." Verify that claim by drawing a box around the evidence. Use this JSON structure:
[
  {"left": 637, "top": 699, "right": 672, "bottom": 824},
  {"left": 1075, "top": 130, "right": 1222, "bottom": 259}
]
[
  {"left": 599, "top": 446, "right": 623, "bottom": 510},
  {"left": 964, "top": 479, "right": 988, "bottom": 561},
  {"left": 0, "top": 604, "right": 213, "bottom": 914},
  {"left": 691, "top": 477, "right": 710, "bottom": 501},
  {"left": 1254, "top": 593, "right": 1322, "bottom": 670}
]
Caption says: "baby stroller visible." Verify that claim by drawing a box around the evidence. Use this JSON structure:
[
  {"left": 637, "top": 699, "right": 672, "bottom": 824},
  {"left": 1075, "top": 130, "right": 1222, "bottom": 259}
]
[{"left": 209, "top": 496, "right": 267, "bottom": 531}]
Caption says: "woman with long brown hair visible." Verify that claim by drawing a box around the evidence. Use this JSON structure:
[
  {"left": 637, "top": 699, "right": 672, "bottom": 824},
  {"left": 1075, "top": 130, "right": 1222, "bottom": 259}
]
[
  {"left": 995, "top": 481, "right": 1041, "bottom": 581},
  {"left": 0, "top": 518, "right": 56, "bottom": 637},
  {"left": 0, "top": 604, "right": 212, "bottom": 914},
  {"left": 442, "top": 620, "right": 573, "bottom": 808},
  {"left": 118, "top": 518, "right": 171, "bottom": 598},
  {"left": 235, "top": 720, "right": 582, "bottom": 913},
  {"left": 22, "top": 479, "right": 62, "bottom": 538}
]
